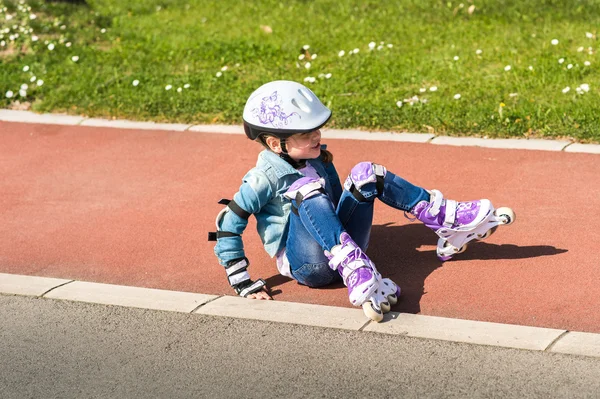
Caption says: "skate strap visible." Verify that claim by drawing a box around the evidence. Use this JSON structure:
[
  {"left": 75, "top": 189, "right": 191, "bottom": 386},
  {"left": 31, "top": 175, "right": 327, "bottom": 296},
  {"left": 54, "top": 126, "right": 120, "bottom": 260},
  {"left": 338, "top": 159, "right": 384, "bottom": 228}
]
[
  {"left": 328, "top": 244, "right": 356, "bottom": 269},
  {"left": 428, "top": 189, "right": 444, "bottom": 217},
  {"left": 443, "top": 200, "right": 457, "bottom": 227}
]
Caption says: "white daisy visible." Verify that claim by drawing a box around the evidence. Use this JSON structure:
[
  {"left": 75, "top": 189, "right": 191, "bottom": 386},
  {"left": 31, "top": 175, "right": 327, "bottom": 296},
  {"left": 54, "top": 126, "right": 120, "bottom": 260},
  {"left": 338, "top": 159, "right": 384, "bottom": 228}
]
[
  {"left": 586, "top": 32, "right": 594, "bottom": 39},
  {"left": 305, "top": 62, "right": 311, "bottom": 69},
  {"left": 216, "top": 72, "right": 222, "bottom": 77},
  {"left": 36, "top": 79, "right": 44, "bottom": 86},
  {"left": 71, "top": 56, "right": 79, "bottom": 62},
  {"left": 368, "top": 41, "right": 376, "bottom": 50},
  {"left": 184, "top": 84, "right": 191, "bottom": 89},
  {"left": 430, "top": 86, "right": 438, "bottom": 92},
  {"left": 475, "top": 49, "right": 482, "bottom": 55},
  {"left": 558, "top": 58, "right": 564, "bottom": 64},
  {"left": 562, "top": 86, "right": 570, "bottom": 93},
  {"left": 23, "top": 65, "right": 29, "bottom": 72},
  {"left": 454, "top": 94, "right": 461, "bottom": 100},
  {"left": 584, "top": 61, "right": 591, "bottom": 66},
  {"left": 165, "top": 85, "right": 172, "bottom": 90},
  {"left": 453, "top": 56, "right": 459, "bottom": 61},
  {"left": 551, "top": 39, "right": 559, "bottom": 45},
  {"left": 5, "top": 90, "right": 13, "bottom": 98},
  {"left": 396, "top": 100, "right": 403, "bottom": 108},
  {"left": 504, "top": 65, "right": 511, "bottom": 71},
  {"left": 132, "top": 80, "right": 140, "bottom": 86},
  {"left": 303, "top": 45, "right": 310, "bottom": 50},
  {"left": 47, "top": 43, "right": 55, "bottom": 51}
]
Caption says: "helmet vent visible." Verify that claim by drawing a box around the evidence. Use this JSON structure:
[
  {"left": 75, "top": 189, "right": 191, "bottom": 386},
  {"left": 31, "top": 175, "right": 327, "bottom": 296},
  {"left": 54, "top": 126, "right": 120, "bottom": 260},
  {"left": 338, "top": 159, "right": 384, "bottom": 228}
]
[
  {"left": 291, "top": 98, "right": 311, "bottom": 113},
  {"left": 298, "top": 88, "right": 314, "bottom": 102}
]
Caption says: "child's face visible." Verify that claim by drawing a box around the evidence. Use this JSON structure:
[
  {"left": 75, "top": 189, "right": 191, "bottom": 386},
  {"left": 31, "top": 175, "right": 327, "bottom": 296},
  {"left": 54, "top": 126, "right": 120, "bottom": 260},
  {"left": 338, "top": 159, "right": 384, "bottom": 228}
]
[{"left": 269, "top": 130, "right": 322, "bottom": 160}]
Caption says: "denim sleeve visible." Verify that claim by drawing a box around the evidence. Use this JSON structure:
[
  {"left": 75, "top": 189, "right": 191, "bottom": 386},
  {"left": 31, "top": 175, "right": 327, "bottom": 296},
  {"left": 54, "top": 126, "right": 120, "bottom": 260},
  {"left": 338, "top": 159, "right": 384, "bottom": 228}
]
[{"left": 213, "top": 168, "right": 274, "bottom": 267}]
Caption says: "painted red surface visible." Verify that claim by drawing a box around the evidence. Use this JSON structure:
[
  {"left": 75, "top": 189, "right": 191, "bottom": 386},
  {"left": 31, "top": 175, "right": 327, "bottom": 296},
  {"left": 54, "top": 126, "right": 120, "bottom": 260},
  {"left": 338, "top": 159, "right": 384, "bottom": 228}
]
[{"left": 1, "top": 121, "right": 598, "bottom": 332}]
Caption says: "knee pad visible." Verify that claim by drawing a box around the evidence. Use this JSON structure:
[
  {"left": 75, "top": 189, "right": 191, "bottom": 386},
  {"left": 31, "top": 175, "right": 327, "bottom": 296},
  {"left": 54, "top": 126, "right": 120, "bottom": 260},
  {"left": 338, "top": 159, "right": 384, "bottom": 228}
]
[
  {"left": 284, "top": 176, "right": 327, "bottom": 215},
  {"left": 344, "top": 162, "right": 386, "bottom": 201}
]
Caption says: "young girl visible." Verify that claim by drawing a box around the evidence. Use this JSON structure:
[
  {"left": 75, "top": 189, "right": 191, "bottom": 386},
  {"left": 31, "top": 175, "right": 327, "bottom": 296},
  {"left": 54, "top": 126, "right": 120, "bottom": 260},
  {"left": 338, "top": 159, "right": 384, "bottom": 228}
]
[{"left": 210, "top": 80, "right": 515, "bottom": 322}]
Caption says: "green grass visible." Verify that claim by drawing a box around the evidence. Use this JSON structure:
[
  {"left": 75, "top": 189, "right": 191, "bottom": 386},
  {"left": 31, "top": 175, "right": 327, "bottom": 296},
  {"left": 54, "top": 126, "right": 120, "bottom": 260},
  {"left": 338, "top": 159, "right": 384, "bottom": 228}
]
[{"left": 1, "top": 0, "right": 600, "bottom": 142}]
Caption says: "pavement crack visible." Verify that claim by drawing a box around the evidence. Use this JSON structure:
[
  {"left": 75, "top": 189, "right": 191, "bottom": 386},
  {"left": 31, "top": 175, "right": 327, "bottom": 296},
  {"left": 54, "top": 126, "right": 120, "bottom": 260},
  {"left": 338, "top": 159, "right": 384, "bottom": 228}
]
[
  {"left": 358, "top": 320, "right": 372, "bottom": 331},
  {"left": 189, "top": 295, "right": 223, "bottom": 313},
  {"left": 561, "top": 142, "right": 575, "bottom": 152},
  {"left": 544, "top": 330, "right": 570, "bottom": 352},
  {"left": 40, "top": 280, "right": 75, "bottom": 297}
]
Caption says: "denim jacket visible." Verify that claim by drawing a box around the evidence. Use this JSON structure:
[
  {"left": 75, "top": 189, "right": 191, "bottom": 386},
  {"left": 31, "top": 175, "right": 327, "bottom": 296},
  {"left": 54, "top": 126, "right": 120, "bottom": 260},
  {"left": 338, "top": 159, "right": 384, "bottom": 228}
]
[{"left": 213, "top": 146, "right": 343, "bottom": 267}]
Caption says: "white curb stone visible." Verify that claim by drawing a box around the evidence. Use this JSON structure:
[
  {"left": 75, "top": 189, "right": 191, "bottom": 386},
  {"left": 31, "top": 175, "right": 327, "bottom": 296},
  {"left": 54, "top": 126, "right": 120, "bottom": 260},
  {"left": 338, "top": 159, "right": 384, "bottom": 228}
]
[
  {"left": 550, "top": 332, "right": 600, "bottom": 357},
  {"left": 431, "top": 136, "right": 571, "bottom": 151},
  {"left": 322, "top": 129, "right": 434, "bottom": 143},
  {"left": 44, "top": 281, "right": 217, "bottom": 313},
  {"left": 3, "top": 109, "right": 599, "bottom": 154},
  {"left": 364, "top": 313, "right": 566, "bottom": 351},
  {"left": 81, "top": 118, "right": 192, "bottom": 131},
  {"left": 195, "top": 295, "right": 368, "bottom": 331},
  {"left": 564, "top": 143, "right": 600, "bottom": 154},
  {"left": 2, "top": 273, "right": 600, "bottom": 357},
  {"left": 188, "top": 124, "right": 244, "bottom": 134},
  {"left": 0, "top": 273, "right": 72, "bottom": 296},
  {"left": 0, "top": 109, "right": 85, "bottom": 125}
]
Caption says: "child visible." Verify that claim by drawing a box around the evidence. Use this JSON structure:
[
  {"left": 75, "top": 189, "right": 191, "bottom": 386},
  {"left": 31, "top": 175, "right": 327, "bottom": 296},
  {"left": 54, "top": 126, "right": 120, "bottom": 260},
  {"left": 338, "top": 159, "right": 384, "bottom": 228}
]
[{"left": 209, "top": 80, "right": 515, "bottom": 322}]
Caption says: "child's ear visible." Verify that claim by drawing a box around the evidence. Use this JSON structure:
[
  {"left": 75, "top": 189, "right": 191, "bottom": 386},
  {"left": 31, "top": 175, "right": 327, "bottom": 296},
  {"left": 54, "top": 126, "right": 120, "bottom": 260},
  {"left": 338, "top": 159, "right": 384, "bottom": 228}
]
[{"left": 266, "top": 136, "right": 282, "bottom": 153}]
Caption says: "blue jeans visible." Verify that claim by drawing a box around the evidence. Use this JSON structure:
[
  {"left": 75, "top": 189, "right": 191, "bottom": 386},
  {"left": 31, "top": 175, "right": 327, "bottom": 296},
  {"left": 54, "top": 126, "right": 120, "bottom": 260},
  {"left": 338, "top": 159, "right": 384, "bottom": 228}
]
[{"left": 286, "top": 167, "right": 429, "bottom": 287}]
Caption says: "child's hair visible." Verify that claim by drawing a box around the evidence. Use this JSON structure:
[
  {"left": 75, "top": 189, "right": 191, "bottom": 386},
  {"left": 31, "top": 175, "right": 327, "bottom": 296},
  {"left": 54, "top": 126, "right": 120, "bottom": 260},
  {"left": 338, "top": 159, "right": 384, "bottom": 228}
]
[{"left": 256, "top": 134, "right": 334, "bottom": 164}]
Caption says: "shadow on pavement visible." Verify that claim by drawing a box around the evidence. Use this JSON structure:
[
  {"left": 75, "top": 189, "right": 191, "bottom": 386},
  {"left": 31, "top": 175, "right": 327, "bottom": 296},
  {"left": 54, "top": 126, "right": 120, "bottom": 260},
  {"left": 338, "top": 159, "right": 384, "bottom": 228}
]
[
  {"left": 367, "top": 223, "right": 567, "bottom": 314},
  {"left": 264, "top": 223, "right": 566, "bottom": 314}
]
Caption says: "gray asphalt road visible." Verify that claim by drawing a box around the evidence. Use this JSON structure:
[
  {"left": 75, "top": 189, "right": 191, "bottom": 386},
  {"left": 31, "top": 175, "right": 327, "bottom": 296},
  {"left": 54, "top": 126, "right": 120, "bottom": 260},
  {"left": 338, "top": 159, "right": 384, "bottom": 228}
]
[{"left": 2, "top": 294, "right": 599, "bottom": 399}]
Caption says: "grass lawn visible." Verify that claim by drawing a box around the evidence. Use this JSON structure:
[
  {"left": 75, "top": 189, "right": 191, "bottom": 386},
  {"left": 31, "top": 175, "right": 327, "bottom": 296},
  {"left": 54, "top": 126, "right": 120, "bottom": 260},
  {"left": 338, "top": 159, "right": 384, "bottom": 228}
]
[{"left": 1, "top": 0, "right": 599, "bottom": 142}]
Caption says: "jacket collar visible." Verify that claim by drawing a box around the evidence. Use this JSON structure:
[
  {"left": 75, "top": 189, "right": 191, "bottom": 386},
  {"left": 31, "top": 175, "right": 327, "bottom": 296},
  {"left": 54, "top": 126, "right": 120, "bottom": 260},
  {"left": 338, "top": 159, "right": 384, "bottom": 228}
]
[
  {"left": 257, "top": 145, "right": 328, "bottom": 179},
  {"left": 257, "top": 150, "right": 302, "bottom": 178}
]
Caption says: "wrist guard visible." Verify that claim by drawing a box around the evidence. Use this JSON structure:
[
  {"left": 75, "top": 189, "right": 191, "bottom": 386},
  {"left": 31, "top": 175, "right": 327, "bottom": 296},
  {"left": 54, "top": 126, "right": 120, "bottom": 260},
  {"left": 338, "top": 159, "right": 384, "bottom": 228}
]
[{"left": 225, "top": 257, "right": 266, "bottom": 297}]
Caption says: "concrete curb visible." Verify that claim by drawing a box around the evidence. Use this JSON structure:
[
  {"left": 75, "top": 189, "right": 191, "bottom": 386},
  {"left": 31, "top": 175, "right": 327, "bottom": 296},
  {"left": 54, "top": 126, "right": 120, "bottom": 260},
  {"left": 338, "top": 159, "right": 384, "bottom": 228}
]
[
  {"left": 3, "top": 109, "right": 600, "bottom": 154},
  {"left": 1, "top": 272, "right": 599, "bottom": 358}
]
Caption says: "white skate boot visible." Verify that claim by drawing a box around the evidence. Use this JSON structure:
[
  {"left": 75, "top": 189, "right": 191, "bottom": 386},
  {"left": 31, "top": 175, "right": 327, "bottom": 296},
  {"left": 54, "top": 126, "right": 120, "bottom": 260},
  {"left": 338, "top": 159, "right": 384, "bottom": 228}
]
[
  {"left": 411, "top": 190, "right": 515, "bottom": 261},
  {"left": 326, "top": 232, "right": 401, "bottom": 322}
]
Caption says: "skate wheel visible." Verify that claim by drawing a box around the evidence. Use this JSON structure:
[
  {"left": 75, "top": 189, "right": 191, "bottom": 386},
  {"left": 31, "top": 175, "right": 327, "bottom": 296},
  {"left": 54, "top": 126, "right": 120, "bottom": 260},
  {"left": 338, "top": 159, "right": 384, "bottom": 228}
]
[
  {"left": 380, "top": 301, "right": 391, "bottom": 314},
  {"left": 495, "top": 207, "right": 515, "bottom": 225},
  {"left": 478, "top": 226, "right": 497, "bottom": 240},
  {"left": 388, "top": 294, "right": 398, "bottom": 306},
  {"left": 362, "top": 302, "right": 384, "bottom": 322},
  {"left": 456, "top": 244, "right": 468, "bottom": 254}
]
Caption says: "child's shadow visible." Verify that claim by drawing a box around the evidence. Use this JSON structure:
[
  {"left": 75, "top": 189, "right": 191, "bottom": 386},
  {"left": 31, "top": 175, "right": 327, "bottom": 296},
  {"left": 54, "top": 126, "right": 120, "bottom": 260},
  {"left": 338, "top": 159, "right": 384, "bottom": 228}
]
[{"left": 366, "top": 223, "right": 567, "bottom": 314}]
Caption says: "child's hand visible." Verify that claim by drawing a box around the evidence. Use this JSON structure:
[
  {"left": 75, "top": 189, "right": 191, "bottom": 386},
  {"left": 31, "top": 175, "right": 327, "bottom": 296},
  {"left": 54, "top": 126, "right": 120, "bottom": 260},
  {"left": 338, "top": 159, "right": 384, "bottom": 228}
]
[{"left": 246, "top": 289, "right": 272, "bottom": 300}]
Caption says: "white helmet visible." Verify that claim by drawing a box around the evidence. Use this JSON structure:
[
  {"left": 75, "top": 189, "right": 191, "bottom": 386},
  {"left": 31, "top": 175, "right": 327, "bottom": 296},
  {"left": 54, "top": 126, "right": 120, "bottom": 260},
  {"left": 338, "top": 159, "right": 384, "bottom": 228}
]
[{"left": 243, "top": 80, "right": 331, "bottom": 140}]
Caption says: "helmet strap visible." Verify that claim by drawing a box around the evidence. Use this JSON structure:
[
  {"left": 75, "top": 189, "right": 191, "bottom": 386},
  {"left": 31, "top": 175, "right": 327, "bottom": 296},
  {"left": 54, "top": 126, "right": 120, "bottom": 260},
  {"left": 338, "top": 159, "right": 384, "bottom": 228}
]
[{"left": 278, "top": 138, "right": 306, "bottom": 169}]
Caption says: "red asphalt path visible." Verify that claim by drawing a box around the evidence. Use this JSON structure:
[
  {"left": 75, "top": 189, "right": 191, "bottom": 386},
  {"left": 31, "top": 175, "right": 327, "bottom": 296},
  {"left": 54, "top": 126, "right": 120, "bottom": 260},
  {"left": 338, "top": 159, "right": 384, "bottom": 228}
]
[{"left": 2, "top": 121, "right": 599, "bottom": 333}]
